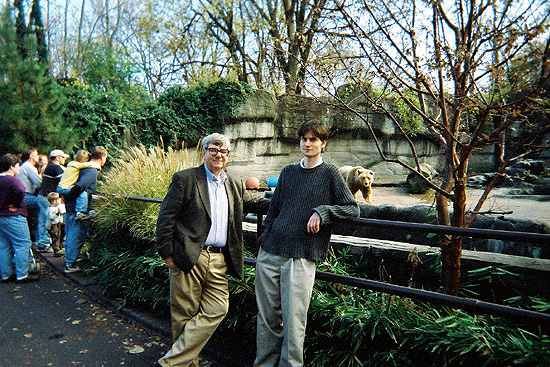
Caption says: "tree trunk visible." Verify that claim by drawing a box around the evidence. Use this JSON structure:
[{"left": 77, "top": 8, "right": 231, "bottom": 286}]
[{"left": 444, "top": 176, "right": 467, "bottom": 296}]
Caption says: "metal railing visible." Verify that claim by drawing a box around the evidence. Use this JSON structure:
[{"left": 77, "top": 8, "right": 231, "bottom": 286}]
[{"left": 97, "top": 192, "right": 550, "bottom": 330}]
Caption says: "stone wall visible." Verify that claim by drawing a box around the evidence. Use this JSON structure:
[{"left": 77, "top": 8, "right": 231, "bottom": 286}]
[{"left": 224, "top": 90, "right": 446, "bottom": 182}]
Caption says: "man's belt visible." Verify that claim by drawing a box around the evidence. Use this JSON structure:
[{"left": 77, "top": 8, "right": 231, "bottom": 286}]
[{"left": 203, "top": 245, "right": 224, "bottom": 253}]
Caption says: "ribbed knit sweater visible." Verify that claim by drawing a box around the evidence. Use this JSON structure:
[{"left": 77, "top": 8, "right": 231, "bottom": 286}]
[{"left": 258, "top": 162, "right": 359, "bottom": 262}]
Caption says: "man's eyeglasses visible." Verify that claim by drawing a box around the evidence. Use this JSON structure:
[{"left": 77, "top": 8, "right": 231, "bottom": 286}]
[{"left": 206, "top": 148, "right": 230, "bottom": 156}]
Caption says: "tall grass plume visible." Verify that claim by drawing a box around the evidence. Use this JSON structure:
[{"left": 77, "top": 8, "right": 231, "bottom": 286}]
[{"left": 94, "top": 145, "right": 202, "bottom": 239}]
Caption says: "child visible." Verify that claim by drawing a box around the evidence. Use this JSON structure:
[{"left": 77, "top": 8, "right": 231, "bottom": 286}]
[
  {"left": 46, "top": 192, "right": 65, "bottom": 256},
  {"left": 57, "top": 150, "right": 101, "bottom": 220}
]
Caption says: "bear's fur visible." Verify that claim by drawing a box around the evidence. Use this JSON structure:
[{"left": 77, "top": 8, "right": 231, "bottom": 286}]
[{"left": 339, "top": 165, "right": 375, "bottom": 203}]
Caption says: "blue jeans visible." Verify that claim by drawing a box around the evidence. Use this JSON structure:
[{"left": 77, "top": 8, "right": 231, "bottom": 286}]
[
  {"left": 37, "top": 194, "right": 52, "bottom": 246},
  {"left": 0, "top": 216, "right": 32, "bottom": 280},
  {"left": 57, "top": 187, "right": 88, "bottom": 213},
  {"left": 64, "top": 212, "right": 89, "bottom": 267}
]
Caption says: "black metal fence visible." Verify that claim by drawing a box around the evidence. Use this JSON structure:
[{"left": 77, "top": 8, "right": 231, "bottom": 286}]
[{"left": 98, "top": 193, "right": 550, "bottom": 330}]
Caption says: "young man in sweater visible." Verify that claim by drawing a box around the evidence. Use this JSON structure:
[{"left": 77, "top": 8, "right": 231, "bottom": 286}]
[{"left": 254, "top": 120, "right": 360, "bottom": 367}]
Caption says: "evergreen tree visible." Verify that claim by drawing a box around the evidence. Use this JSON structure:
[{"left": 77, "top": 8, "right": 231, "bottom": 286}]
[
  {"left": 14, "top": 0, "right": 26, "bottom": 59},
  {"left": 0, "top": 6, "right": 77, "bottom": 154},
  {"left": 29, "top": 0, "right": 49, "bottom": 65}
]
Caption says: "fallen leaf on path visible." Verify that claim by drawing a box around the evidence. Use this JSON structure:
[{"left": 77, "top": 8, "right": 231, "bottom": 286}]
[{"left": 128, "top": 345, "right": 145, "bottom": 354}]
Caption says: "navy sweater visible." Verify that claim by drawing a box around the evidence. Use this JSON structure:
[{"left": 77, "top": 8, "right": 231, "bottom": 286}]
[
  {"left": 258, "top": 162, "right": 359, "bottom": 262},
  {"left": 64, "top": 167, "right": 99, "bottom": 213}
]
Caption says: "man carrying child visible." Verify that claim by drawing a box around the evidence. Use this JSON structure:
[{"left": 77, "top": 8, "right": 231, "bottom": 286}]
[
  {"left": 57, "top": 150, "right": 101, "bottom": 220},
  {"left": 62, "top": 146, "right": 107, "bottom": 273}
]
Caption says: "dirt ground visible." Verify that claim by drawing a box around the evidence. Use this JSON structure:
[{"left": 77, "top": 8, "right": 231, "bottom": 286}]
[{"left": 363, "top": 185, "right": 550, "bottom": 226}]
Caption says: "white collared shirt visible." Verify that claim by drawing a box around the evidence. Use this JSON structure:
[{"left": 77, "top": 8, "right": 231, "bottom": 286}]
[
  {"left": 300, "top": 156, "right": 324, "bottom": 169},
  {"left": 204, "top": 164, "right": 229, "bottom": 247}
]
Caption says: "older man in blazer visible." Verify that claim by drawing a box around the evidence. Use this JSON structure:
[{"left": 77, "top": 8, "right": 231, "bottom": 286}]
[{"left": 155, "top": 133, "right": 269, "bottom": 367}]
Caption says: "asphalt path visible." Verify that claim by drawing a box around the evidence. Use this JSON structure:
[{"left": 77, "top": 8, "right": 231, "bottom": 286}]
[
  {"left": 0, "top": 262, "right": 169, "bottom": 367},
  {"left": 0, "top": 251, "right": 253, "bottom": 367}
]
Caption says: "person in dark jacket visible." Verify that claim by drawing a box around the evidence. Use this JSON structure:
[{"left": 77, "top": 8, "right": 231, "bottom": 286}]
[
  {"left": 0, "top": 153, "right": 38, "bottom": 283},
  {"left": 254, "top": 120, "right": 359, "bottom": 367},
  {"left": 155, "top": 133, "right": 269, "bottom": 367},
  {"left": 37, "top": 149, "right": 69, "bottom": 255},
  {"left": 62, "top": 146, "right": 107, "bottom": 273}
]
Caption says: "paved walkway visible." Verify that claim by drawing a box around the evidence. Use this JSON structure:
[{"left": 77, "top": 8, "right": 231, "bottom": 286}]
[{"left": 0, "top": 251, "right": 252, "bottom": 367}]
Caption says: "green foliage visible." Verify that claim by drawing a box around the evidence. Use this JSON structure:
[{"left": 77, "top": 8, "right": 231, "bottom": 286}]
[
  {"left": 29, "top": 0, "right": 48, "bottom": 65},
  {"left": 81, "top": 235, "right": 170, "bottom": 312},
  {"left": 81, "top": 42, "right": 137, "bottom": 94},
  {"left": 56, "top": 78, "right": 251, "bottom": 154},
  {"left": 402, "top": 308, "right": 550, "bottom": 366},
  {"left": 0, "top": 5, "right": 76, "bottom": 154},
  {"left": 157, "top": 80, "right": 253, "bottom": 143},
  {"left": 388, "top": 89, "right": 424, "bottom": 136},
  {"left": 59, "top": 80, "right": 154, "bottom": 155},
  {"left": 132, "top": 103, "right": 184, "bottom": 148}
]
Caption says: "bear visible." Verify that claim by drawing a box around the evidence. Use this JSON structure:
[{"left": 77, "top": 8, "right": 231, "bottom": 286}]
[{"left": 339, "top": 165, "right": 375, "bottom": 203}]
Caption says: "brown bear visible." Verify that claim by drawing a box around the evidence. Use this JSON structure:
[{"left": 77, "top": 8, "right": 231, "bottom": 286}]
[{"left": 339, "top": 165, "right": 375, "bottom": 203}]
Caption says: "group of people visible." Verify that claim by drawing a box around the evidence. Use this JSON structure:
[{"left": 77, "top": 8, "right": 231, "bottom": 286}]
[
  {"left": 155, "top": 120, "right": 360, "bottom": 367},
  {"left": 2, "top": 119, "right": 355, "bottom": 366},
  {"left": 0, "top": 146, "right": 108, "bottom": 283}
]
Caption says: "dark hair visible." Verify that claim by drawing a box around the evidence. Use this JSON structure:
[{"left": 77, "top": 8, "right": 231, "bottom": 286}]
[
  {"left": 0, "top": 153, "right": 21, "bottom": 172},
  {"left": 90, "top": 146, "right": 108, "bottom": 160},
  {"left": 20, "top": 147, "right": 37, "bottom": 162},
  {"left": 297, "top": 119, "right": 328, "bottom": 141}
]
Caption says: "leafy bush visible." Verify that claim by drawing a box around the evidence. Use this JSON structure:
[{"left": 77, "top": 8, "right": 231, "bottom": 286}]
[{"left": 157, "top": 80, "right": 253, "bottom": 144}]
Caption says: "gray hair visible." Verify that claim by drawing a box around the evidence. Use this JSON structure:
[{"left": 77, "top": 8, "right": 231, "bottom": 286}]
[{"left": 202, "top": 133, "right": 231, "bottom": 151}]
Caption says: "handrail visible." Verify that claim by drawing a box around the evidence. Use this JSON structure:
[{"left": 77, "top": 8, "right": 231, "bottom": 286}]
[
  {"left": 244, "top": 257, "right": 550, "bottom": 329},
  {"left": 98, "top": 192, "right": 550, "bottom": 245},
  {"left": 351, "top": 218, "right": 550, "bottom": 245},
  {"left": 98, "top": 192, "right": 550, "bottom": 330}
]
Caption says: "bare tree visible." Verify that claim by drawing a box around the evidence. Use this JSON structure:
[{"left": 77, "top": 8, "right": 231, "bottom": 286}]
[
  {"left": 309, "top": 0, "right": 550, "bottom": 295},
  {"left": 194, "top": 0, "right": 328, "bottom": 94}
]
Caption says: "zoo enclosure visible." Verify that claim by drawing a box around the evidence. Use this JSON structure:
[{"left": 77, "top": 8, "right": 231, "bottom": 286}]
[{"left": 98, "top": 193, "right": 550, "bottom": 331}]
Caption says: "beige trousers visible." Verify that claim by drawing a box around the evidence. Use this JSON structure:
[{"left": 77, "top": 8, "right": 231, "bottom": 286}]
[
  {"left": 254, "top": 248, "right": 317, "bottom": 367},
  {"left": 158, "top": 250, "right": 229, "bottom": 367}
]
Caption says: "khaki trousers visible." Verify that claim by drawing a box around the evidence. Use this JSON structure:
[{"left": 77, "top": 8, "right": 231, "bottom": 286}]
[
  {"left": 158, "top": 250, "right": 229, "bottom": 367},
  {"left": 254, "top": 248, "right": 317, "bottom": 367}
]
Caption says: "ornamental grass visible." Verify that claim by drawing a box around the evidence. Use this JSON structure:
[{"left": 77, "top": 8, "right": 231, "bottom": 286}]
[{"left": 93, "top": 144, "right": 202, "bottom": 239}]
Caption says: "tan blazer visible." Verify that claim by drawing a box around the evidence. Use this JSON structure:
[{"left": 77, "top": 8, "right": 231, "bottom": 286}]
[{"left": 156, "top": 165, "right": 268, "bottom": 279}]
